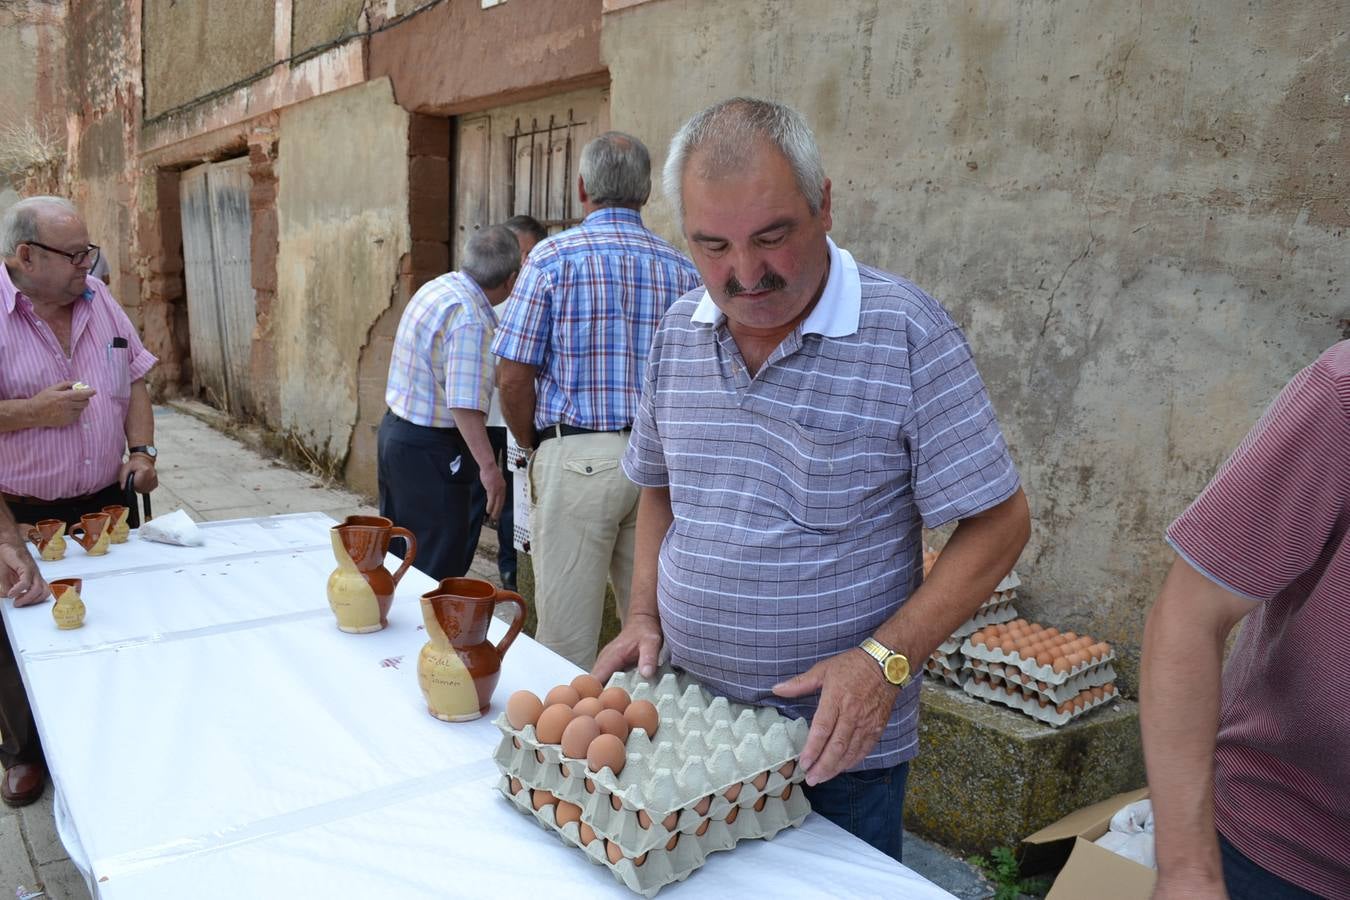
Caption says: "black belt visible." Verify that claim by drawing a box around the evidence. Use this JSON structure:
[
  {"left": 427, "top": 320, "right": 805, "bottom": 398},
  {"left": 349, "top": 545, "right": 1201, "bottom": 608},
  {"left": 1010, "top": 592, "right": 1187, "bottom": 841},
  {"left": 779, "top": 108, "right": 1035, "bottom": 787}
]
[
  {"left": 535, "top": 424, "right": 630, "bottom": 447},
  {"left": 2, "top": 488, "right": 110, "bottom": 507}
]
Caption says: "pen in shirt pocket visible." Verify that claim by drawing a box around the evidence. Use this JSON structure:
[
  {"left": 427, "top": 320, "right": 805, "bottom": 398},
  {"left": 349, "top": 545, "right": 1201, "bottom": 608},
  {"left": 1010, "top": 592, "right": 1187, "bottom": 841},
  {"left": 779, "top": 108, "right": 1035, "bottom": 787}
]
[{"left": 106, "top": 335, "right": 127, "bottom": 363}]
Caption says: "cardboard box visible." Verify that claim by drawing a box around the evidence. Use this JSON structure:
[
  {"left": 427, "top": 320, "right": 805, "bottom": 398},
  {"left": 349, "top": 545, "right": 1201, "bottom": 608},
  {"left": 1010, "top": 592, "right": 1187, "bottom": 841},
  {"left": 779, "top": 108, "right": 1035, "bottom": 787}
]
[{"left": 1020, "top": 787, "right": 1155, "bottom": 900}]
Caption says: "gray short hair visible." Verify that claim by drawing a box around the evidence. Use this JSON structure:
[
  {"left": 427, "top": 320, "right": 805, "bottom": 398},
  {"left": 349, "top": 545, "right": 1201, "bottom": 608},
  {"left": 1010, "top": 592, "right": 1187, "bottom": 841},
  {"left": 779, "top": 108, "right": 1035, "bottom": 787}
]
[
  {"left": 461, "top": 225, "right": 520, "bottom": 290},
  {"left": 663, "top": 98, "right": 826, "bottom": 228},
  {"left": 0, "top": 196, "right": 81, "bottom": 257},
  {"left": 579, "top": 132, "right": 651, "bottom": 208}
]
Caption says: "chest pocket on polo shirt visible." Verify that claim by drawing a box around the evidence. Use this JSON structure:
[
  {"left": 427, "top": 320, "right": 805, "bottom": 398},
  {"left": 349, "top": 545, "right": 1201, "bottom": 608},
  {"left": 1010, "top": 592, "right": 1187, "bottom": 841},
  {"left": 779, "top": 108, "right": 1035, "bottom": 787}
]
[{"left": 777, "top": 411, "right": 904, "bottom": 534}]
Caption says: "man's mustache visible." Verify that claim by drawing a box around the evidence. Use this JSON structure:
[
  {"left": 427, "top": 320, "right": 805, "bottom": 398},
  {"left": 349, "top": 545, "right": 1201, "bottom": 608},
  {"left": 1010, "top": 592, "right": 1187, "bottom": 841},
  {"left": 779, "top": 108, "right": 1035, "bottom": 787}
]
[{"left": 725, "top": 270, "right": 787, "bottom": 297}]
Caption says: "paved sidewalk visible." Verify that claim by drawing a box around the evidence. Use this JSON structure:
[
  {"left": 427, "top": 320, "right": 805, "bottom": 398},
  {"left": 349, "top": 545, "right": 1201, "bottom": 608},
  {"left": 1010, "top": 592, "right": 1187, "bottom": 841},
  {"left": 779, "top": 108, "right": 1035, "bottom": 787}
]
[{"left": 1, "top": 404, "right": 991, "bottom": 899}]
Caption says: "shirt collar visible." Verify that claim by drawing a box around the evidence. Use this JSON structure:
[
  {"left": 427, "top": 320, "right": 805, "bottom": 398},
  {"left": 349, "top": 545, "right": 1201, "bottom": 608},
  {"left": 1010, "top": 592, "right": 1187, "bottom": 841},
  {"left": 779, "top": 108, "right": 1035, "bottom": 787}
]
[
  {"left": 0, "top": 266, "right": 96, "bottom": 313},
  {"left": 690, "top": 236, "right": 861, "bottom": 338},
  {"left": 453, "top": 271, "right": 497, "bottom": 326},
  {"left": 582, "top": 206, "right": 645, "bottom": 228}
]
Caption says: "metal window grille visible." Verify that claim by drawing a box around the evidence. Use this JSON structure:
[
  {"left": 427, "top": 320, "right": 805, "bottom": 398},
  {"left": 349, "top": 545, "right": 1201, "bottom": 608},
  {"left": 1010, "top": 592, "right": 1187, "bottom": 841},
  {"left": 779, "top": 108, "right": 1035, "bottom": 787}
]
[{"left": 507, "top": 110, "right": 588, "bottom": 233}]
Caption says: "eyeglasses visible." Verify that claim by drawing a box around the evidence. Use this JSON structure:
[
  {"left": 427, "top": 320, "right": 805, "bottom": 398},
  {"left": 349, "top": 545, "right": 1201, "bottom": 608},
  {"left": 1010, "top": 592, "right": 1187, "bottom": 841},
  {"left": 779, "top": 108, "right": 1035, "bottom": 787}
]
[{"left": 24, "top": 240, "right": 101, "bottom": 269}]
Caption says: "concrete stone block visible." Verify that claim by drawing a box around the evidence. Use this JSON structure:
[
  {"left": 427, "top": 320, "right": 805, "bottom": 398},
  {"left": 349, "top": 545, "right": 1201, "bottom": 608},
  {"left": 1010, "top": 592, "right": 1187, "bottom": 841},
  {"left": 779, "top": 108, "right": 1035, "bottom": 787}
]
[{"left": 905, "top": 681, "right": 1144, "bottom": 855}]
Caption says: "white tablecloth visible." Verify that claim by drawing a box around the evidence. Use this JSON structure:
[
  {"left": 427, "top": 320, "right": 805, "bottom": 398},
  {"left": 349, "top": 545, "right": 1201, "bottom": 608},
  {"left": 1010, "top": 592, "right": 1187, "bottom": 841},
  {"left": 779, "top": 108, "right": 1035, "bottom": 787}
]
[{"left": 5, "top": 512, "right": 952, "bottom": 899}]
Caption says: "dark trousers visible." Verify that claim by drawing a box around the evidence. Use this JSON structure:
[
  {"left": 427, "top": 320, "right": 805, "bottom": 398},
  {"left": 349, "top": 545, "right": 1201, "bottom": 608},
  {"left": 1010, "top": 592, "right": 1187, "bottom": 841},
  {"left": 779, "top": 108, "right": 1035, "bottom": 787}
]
[
  {"left": 469, "top": 426, "right": 517, "bottom": 582},
  {"left": 0, "top": 483, "right": 121, "bottom": 770},
  {"left": 377, "top": 412, "right": 484, "bottom": 581},
  {"left": 1220, "top": 831, "right": 1328, "bottom": 899},
  {"left": 802, "top": 760, "right": 910, "bottom": 863}
]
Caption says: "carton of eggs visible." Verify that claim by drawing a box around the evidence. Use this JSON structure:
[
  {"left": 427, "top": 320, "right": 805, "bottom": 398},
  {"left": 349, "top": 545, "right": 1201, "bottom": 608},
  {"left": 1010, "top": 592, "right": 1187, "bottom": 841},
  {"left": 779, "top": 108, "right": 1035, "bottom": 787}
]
[
  {"left": 924, "top": 569, "right": 1022, "bottom": 687},
  {"left": 963, "top": 668, "right": 1120, "bottom": 727},
  {"left": 493, "top": 666, "right": 811, "bottom": 896}
]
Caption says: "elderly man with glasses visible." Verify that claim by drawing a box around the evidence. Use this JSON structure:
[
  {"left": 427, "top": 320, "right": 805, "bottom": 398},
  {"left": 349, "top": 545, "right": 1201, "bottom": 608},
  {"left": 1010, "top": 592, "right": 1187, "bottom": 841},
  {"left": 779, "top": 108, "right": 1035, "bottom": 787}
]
[{"left": 0, "top": 195, "right": 158, "bottom": 807}]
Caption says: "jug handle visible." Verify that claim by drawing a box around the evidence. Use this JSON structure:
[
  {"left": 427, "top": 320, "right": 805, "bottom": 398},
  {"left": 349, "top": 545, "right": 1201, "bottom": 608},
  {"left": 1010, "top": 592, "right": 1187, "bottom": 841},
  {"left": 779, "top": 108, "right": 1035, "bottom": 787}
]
[
  {"left": 492, "top": 590, "right": 528, "bottom": 658},
  {"left": 387, "top": 527, "right": 418, "bottom": 586},
  {"left": 68, "top": 524, "right": 87, "bottom": 548}
]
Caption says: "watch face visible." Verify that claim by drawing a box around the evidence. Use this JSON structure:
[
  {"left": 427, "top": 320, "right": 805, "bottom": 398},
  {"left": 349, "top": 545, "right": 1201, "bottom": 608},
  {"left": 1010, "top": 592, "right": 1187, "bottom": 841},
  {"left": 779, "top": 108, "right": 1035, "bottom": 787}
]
[{"left": 884, "top": 655, "right": 910, "bottom": 686}]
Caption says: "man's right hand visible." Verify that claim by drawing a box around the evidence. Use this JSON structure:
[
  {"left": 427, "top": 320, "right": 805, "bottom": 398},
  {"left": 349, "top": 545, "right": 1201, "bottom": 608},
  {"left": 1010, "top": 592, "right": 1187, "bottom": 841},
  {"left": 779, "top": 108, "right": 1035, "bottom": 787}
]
[
  {"left": 0, "top": 542, "right": 48, "bottom": 607},
  {"left": 30, "top": 381, "right": 96, "bottom": 428},
  {"left": 592, "top": 611, "right": 663, "bottom": 683}
]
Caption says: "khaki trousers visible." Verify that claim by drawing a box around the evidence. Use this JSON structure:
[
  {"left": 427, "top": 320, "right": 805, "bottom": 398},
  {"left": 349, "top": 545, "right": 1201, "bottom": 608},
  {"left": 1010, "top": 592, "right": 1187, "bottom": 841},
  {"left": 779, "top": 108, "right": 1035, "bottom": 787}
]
[{"left": 527, "top": 431, "right": 638, "bottom": 669}]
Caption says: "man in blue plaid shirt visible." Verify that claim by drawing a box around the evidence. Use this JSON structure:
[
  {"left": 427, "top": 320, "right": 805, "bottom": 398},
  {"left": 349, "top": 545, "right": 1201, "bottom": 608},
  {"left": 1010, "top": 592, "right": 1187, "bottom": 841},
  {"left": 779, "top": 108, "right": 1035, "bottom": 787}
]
[{"left": 493, "top": 132, "right": 701, "bottom": 669}]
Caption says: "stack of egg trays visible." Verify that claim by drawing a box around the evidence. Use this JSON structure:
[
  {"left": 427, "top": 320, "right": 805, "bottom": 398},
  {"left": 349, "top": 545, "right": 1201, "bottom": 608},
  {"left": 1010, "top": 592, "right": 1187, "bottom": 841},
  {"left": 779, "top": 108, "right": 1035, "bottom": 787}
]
[
  {"left": 961, "top": 669, "right": 1119, "bottom": 727},
  {"left": 961, "top": 655, "right": 1117, "bottom": 705},
  {"left": 493, "top": 667, "right": 811, "bottom": 897},
  {"left": 924, "top": 570, "right": 1022, "bottom": 686}
]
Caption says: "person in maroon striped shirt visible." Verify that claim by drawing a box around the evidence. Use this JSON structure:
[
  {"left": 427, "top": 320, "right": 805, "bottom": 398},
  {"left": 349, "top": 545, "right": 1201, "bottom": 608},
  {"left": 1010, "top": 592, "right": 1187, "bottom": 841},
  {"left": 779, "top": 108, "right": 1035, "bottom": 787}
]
[
  {"left": 0, "top": 196, "right": 159, "bottom": 808},
  {"left": 1141, "top": 340, "right": 1349, "bottom": 900}
]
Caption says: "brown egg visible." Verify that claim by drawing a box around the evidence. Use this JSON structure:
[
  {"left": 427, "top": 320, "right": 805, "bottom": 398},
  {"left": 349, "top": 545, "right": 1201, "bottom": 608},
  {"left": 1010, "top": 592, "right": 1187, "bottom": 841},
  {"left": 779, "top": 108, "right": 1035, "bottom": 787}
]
[
  {"left": 696, "top": 819, "right": 711, "bottom": 836},
  {"left": 753, "top": 796, "right": 767, "bottom": 812},
  {"left": 998, "top": 637, "right": 1017, "bottom": 654},
  {"left": 1103, "top": 683, "right": 1117, "bottom": 698},
  {"left": 971, "top": 629, "right": 987, "bottom": 646},
  {"left": 1044, "top": 627, "right": 1060, "bottom": 639},
  {"left": 534, "top": 750, "right": 545, "bottom": 764},
  {"left": 587, "top": 733, "right": 627, "bottom": 775},
  {"left": 556, "top": 800, "right": 582, "bottom": 827},
  {"left": 584, "top": 777, "right": 596, "bottom": 794},
  {"left": 610, "top": 793, "right": 623, "bottom": 811},
  {"left": 1037, "top": 696, "right": 1050, "bottom": 709},
  {"left": 536, "top": 704, "right": 576, "bottom": 744},
  {"left": 1056, "top": 700, "right": 1071, "bottom": 714},
  {"left": 561, "top": 715, "right": 602, "bottom": 759},
  {"left": 778, "top": 760, "right": 796, "bottom": 778},
  {"left": 779, "top": 784, "right": 793, "bottom": 800},
  {"left": 605, "top": 839, "right": 624, "bottom": 865},
  {"left": 694, "top": 795, "right": 712, "bottom": 815},
  {"left": 509, "top": 776, "right": 523, "bottom": 795},
  {"left": 578, "top": 821, "right": 597, "bottom": 845},
  {"left": 634, "top": 852, "right": 648, "bottom": 867},
  {"left": 725, "top": 805, "right": 739, "bottom": 825},
  {"left": 1092, "top": 641, "right": 1111, "bottom": 659},
  {"left": 665, "top": 833, "right": 680, "bottom": 851},
  {"left": 570, "top": 673, "right": 604, "bottom": 699},
  {"left": 573, "top": 697, "right": 604, "bottom": 717},
  {"left": 1062, "top": 631, "right": 1078, "bottom": 643},
  {"left": 596, "top": 708, "right": 630, "bottom": 742},
  {"left": 752, "top": 771, "right": 769, "bottom": 791},
  {"left": 663, "top": 811, "right": 679, "bottom": 830},
  {"left": 532, "top": 789, "right": 557, "bottom": 810},
  {"left": 1090, "top": 686, "right": 1104, "bottom": 701},
  {"left": 512, "top": 737, "right": 521, "bottom": 749},
  {"left": 638, "top": 809, "right": 652, "bottom": 829},
  {"left": 545, "top": 685, "right": 581, "bottom": 708},
  {"left": 1068, "top": 651, "right": 1087, "bottom": 669},
  {"left": 624, "top": 700, "right": 660, "bottom": 737},
  {"left": 599, "top": 686, "right": 631, "bottom": 713},
  {"left": 1012, "top": 618, "right": 1028, "bottom": 629},
  {"left": 1035, "top": 649, "right": 1055, "bottom": 667},
  {"left": 506, "top": 691, "right": 545, "bottom": 730}
]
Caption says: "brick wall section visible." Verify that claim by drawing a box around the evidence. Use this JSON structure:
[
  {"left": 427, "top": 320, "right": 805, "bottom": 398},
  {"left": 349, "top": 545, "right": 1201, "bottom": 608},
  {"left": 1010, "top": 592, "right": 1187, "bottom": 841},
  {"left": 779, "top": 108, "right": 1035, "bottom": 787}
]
[
  {"left": 344, "top": 114, "right": 452, "bottom": 495},
  {"left": 136, "top": 169, "right": 188, "bottom": 397},
  {"left": 248, "top": 123, "right": 281, "bottom": 426}
]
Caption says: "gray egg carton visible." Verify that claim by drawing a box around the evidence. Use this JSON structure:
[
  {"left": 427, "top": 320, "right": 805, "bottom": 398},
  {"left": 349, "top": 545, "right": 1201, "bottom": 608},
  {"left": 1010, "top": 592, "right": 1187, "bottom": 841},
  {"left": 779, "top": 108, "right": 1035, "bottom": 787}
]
[
  {"left": 963, "top": 657, "right": 1117, "bottom": 704},
  {"left": 962, "top": 672, "right": 1119, "bottom": 727},
  {"left": 492, "top": 666, "right": 811, "bottom": 896},
  {"left": 943, "top": 599, "right": 1019, "bottom": 646}
]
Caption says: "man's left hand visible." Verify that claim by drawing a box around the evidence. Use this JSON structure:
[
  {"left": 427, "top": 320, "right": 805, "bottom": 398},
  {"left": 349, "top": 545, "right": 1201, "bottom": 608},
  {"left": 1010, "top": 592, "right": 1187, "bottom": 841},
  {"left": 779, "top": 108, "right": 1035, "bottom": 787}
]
[
  {"left": 0, "top": 542, "right": 48, "bottom": 607},
  {"left": 120, "top": 455, "right": 158, "bottom": 494},
  {"left": 773, "top": 648, "right": 900, "bottom": 786}
]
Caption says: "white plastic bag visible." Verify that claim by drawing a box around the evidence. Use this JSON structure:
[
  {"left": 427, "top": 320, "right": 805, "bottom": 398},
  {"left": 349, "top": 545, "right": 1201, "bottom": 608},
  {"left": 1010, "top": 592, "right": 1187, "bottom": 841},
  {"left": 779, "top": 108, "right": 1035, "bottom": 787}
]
[
  {"left": 138, "top": 509, "right": 205, "bottom": 547},
  {"left": 1094, "top": 798, "right": 1156, "bottom": 869}
]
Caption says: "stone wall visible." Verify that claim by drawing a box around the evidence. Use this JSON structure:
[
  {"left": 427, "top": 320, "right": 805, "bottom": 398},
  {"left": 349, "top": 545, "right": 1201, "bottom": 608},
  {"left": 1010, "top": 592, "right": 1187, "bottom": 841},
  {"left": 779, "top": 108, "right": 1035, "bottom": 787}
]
[{"left": 602, "top": 0, "right": 1350, "bottom": 689}]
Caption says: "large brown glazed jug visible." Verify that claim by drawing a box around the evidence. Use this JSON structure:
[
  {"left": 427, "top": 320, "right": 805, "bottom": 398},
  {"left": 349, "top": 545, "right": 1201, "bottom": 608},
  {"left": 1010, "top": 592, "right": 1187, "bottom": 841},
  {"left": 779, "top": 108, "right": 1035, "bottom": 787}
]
[
  {"left": 326, "top": 515, "right": 417, "bottom": 634},
  {"left": 418, "top": 577, "right": 526, "bottom": 722}
]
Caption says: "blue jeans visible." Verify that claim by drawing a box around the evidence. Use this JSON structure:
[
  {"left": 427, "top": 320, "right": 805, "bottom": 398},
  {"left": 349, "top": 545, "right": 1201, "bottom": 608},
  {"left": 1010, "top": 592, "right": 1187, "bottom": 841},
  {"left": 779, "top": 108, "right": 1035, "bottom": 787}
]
[
  {"left": 801, "top": 761, "right": 909, "bottom": 863},
  {"left": 1220, "top": 831, "right": 1326, "bottom": 900}
]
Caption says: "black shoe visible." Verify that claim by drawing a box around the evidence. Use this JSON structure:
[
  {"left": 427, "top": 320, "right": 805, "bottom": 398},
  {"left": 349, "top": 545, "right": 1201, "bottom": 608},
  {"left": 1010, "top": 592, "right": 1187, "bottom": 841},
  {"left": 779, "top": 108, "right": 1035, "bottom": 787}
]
[{"left": 501, "top": 573, "right": 518, "bottom": 592}]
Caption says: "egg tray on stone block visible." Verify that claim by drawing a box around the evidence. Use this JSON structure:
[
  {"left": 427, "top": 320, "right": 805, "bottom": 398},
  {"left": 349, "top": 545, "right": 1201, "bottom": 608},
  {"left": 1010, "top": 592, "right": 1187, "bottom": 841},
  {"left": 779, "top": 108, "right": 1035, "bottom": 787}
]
[
  {"left": 923, "top": 655, "right": 965, "bottom": 688},
  {"left": 962, "top": 669, "right": 1119, "bottom": 727},
  {"left": 492, "top": 666, "right": 811, "bottom": 897},
  {"left": 959, "top": 620, "right": 1117, "bottom": 688},
  {"left": 962, "top": 656, "right": 1117, "bottom": 705}
]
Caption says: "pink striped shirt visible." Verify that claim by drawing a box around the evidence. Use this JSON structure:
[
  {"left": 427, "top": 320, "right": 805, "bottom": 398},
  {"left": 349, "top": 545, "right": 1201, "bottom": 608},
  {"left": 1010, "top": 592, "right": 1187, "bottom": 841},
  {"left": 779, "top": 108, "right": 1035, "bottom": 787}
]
[
  {"left": 1167, "top": 340, "right": 1350, "bottom": 898},
  {"left": 0, "top": 265, "right": 156, "bottom": 500}
]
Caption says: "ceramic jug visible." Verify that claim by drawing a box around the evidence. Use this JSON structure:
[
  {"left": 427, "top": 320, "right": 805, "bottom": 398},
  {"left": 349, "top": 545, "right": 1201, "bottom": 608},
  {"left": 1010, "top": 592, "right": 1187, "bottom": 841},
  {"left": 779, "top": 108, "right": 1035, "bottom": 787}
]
[
  {"left": 417, "top": 577, "right": 526, "bottom": 722},
  {"left": 102, "top": 505, "right": 130, "bottom": 544},
  {"left": 50, "top": 578, "right": 85, "bottom": 630},
  {"left": 24, "top": 519, "right": 67, "bottom": 561},
  {"left": 326, "top": 515, "right": 417, "bottom": 634},
  {"left": 68, "top": 512, "right": 111, "bottom": 557}
]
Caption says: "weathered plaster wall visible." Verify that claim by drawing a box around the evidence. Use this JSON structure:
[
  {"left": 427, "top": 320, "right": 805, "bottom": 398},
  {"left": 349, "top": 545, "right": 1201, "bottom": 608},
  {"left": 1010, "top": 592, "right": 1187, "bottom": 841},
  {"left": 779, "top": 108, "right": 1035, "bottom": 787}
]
[
  {"left": 276, "top": 78, "right": 410, "bottom": 471},
  {"left": 142, "top": 0, "right": 277, "bottom": 120},
  {"left": 369, "top": 0, "right": 605, "bottom": 114},
  {"left": 0, "top": 1, "right": 67, "bottom": 203},
  {"left": 604, "top": 0, "right": 1349, "bottom": 689},
  {"left": 291, "top": 0, "right": 366, "bottom": 57}
]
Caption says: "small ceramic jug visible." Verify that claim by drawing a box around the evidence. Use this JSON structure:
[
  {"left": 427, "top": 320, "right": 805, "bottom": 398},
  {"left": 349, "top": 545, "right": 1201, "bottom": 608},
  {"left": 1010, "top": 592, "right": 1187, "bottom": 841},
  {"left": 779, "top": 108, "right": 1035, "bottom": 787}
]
[
  {"left": 102, "top": 505, "right": 130, "bottom": 544},
  {"left": 24, "top": 519, "right": 67, "bottom": 561},
  {"left": 417, "top": 578, "right": 526, "bottom": 722},
  {"left": 68, "top": 512, "right": 111, "bottom": 557},
  {"left": 326, "top": 515, "right": 417, "bottom": 633},
  {"left": 50, "top": 578, "right": 85, "bottom": 630}
]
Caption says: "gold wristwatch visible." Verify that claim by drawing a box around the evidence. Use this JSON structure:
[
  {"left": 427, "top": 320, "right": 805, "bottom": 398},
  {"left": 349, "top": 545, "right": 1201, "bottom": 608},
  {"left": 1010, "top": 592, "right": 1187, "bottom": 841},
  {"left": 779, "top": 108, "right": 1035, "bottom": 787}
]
[{"left": 859, "top": 637, "right": 911, "bottom": 687}]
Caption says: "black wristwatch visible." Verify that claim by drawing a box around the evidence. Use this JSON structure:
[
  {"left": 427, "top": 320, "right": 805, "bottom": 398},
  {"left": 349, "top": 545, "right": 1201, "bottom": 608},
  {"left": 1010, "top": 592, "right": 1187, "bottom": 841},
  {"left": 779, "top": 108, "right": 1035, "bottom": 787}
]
[{"left": 128, "top": 444, "right": 158, "bottom": 461}]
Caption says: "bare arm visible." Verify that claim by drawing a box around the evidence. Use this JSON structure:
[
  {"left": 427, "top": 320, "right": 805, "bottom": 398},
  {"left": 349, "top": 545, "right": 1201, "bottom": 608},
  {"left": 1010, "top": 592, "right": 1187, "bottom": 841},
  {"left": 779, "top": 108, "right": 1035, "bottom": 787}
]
[
  {"left": 118, "top": 379, "right": 157, "bottom": 492},
  {"left": 776, "top": 487, "right": 1031, "bottom": 785},
  {"left": 592, "top": 485, "right": 672, "bottom": 682},
  {"left": 450, "top": 407, "right": 506, "bottom": 522},
  {"left": 1141, "top": 557, "right": 1253, "bottom": 899},
  {"left": 0, "top": 381, "right": 96, "bottom": 432},
  {"left": 496, "top": 359, "right": 539, "bottom": 451}
]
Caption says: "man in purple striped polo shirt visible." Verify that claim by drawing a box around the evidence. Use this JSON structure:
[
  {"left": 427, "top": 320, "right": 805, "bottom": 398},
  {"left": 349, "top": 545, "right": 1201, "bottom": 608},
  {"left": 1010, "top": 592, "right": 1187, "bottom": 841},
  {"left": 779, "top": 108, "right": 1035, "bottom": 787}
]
[
  {"left": 0, "top": 196, "right": 158, "bottom": 808},
  {"left": 1142, "top": 341, "right": 1349, "bottom": 900},
  {"left": 593, "top": 98, "right": 1030, "bottom": 861}
]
